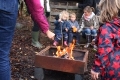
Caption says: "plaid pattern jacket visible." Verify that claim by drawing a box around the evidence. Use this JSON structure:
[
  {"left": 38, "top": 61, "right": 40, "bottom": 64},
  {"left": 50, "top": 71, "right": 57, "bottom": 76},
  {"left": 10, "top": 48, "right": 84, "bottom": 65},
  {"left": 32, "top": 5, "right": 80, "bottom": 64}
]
[{"left": 92, "top": 18, "right": 120, "bottom": 79}]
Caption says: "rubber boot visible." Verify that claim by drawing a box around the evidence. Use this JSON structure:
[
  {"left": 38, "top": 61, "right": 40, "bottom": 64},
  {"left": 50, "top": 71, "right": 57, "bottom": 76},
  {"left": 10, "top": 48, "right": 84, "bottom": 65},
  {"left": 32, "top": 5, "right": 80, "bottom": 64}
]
[
  {"left": 84, "top": 35, "right": 91, "bottom": 48},
  {"left": 31, "top": 31, "right": 42, "bottom": 48},
  {"left": 34, "top": 67, "right": 44, "bottom": 80},
  {"left": 75, "top": 74, "right": 83, "bottom": 80},
  {"left": 91, "top": 35, "right": 96, "bottom": 41},
  {"left": 91, "top": 36, "right": 97, "bottom": 51}
]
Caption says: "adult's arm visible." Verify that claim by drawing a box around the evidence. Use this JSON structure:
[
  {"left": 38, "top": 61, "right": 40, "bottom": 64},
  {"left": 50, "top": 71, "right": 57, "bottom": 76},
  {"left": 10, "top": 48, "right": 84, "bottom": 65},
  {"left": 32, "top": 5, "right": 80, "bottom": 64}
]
[{"left": 24, "top": 0, "right": 49, "bottom": 33}]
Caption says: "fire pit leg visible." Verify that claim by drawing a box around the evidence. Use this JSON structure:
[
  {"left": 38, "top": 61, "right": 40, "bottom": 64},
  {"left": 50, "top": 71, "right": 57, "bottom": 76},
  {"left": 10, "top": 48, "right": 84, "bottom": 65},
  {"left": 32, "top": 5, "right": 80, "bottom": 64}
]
[
  {"left": 75, "top": 74, "right": 83, "bottom": 80},
  {"left": 34, "top": 67, "right": 44, "bottom": 80}
]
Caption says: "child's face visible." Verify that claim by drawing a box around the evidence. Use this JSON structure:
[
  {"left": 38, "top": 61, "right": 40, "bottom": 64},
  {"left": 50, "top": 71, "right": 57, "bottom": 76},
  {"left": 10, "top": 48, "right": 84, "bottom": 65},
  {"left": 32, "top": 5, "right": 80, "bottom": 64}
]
[
  {"left": 61, "top": 14, "right": 68, "bottom": 21},
  {"left": 70, "top": 15, "right": 76, "bottom": 22},
  {"left": 62, "top": 17, "right": 67, "bottom": 20},
  {"left": 84, "top": 11, "right": 92, "bottom": 16}
]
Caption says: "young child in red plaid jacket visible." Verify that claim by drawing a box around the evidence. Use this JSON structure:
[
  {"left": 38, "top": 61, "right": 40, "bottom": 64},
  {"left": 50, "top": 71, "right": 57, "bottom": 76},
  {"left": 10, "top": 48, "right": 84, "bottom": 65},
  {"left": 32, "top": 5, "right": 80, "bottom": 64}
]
[{"left": 91, "top": 0, "right": 120, "bottom": 80}]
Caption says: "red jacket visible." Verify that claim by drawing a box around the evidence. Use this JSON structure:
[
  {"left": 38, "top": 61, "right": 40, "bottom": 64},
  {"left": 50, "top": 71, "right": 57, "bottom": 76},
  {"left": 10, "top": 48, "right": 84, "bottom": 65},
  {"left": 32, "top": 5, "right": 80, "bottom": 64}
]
[
  {"left": 92, "top": 18, "right": 120, "bottom": 79},
  {"left": 25, "top": 0, "right": 49, "bottom": 33}
]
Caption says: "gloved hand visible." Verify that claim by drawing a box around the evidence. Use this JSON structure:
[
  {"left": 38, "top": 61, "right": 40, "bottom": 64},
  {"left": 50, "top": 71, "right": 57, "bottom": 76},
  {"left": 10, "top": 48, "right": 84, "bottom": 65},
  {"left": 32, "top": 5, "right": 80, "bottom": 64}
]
[
  {"left": 55, "top": 15, "right": 59, "bottom": 20},
  {"left": 46, "top": 12, "right": 50, "bottom": 18}
]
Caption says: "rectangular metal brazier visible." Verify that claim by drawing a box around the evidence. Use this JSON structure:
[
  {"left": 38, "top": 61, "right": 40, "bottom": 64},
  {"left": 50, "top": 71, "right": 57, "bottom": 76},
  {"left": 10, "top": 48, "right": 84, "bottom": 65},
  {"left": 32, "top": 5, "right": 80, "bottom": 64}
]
[{"left": 35, "top": 46, "right": 88, "bottom": 74}]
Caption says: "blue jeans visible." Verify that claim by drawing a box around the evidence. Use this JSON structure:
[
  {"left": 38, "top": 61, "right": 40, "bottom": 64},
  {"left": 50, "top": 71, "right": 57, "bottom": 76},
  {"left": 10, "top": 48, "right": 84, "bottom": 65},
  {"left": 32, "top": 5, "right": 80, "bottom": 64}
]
[
  {"left": 82, "top": 28, "right": 97, "bottom": 36},
  {"left": 0, "top": 9, "right": 18, "bottom": 80}
]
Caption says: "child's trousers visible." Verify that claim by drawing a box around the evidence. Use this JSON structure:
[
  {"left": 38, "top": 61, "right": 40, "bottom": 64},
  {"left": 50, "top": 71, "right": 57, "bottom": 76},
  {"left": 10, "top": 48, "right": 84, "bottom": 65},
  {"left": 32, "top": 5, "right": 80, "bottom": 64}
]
[
  {"left": 55, "top": 32, "right": 68, "bottom": 42},
  {"left": 68, "top": 32, "right": 80, "bottom": 43},
  {"left": 82, "top": 28, "right": 97, "bottom": 36}
]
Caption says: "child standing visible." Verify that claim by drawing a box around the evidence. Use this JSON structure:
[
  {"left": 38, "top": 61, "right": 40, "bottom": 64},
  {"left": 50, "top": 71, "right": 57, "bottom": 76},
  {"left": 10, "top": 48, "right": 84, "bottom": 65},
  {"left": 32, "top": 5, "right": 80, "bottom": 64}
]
[
  {"left": 68, "top": 12, "right": 80, "bottom": 46},
  {"left": 80, "top": 6, "right": 99, "bottom": 48},
  {"left": 91, "top": 0, "right": 120, "bottom": 80},
  {"left": 53, "top": 11, "right": 70, "bottom": 46}
]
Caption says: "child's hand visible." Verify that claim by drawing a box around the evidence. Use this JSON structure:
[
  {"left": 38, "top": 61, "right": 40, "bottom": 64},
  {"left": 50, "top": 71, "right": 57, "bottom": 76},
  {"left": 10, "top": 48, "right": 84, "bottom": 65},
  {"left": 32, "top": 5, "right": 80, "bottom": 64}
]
[
  {"left": 91, "top": 69, "right": 100, "bottom": 80},
  {"left": 90, "top": 26, "right": 94, "bottom": 30},
  {"left": 72, "top": 26, "right": 74, "bottom": 28},
  {"left": 65, "top": 28, "right": 68, "bottom": 32},
  {"left": 58, "top": 19, "right": 62, "bottom": 22}
]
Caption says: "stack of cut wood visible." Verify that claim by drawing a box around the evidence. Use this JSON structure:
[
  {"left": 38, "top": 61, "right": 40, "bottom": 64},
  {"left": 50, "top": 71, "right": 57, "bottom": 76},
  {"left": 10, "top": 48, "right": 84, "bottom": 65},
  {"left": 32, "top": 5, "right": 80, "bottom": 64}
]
[{"left": 49, "top": 0, "right": 82, "bottom": 30}]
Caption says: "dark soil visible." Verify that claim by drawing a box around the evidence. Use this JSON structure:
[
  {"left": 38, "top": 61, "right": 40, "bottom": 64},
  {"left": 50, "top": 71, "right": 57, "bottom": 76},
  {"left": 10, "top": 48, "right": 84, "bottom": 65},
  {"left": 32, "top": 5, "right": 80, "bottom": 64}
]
[{"left": 10, "top": 16, "right": 98, "bottom": 80}]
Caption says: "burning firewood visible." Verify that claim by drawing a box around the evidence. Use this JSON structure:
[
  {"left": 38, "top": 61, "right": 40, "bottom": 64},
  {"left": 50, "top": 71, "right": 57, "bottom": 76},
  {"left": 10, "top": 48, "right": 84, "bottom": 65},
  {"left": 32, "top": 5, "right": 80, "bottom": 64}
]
[{"left": 54, "top": 39, "right": 75, "bottom": 60}]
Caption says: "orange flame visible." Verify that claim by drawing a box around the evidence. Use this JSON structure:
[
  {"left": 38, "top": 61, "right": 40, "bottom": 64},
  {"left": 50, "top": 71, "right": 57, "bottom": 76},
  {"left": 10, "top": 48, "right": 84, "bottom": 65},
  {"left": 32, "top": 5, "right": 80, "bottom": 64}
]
[
  {"left": 67, "top": 39, "right": 75, "bottom": 60},
  {"left": 55, "top": 39, "right": 75, "bottom": 60},
  {"left": 55, "top": 46, "right": 67, "bottom": 58}
]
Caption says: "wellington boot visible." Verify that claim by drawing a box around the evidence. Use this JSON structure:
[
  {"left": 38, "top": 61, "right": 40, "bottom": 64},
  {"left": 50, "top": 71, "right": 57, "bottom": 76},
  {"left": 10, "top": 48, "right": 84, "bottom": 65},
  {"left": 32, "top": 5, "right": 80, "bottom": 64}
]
[
  {"left": 31, "top": 31, "right": 42, "bottom": 49},
  {"left": 84, "top": 35, "right": 91, "bottom": 48}
]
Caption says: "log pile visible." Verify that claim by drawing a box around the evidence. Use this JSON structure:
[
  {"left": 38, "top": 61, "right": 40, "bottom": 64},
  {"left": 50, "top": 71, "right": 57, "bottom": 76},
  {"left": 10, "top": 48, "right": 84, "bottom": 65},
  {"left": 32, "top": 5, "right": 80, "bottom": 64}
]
[{"left": 49, "top": 0, "right": 83, "bottom": 29}]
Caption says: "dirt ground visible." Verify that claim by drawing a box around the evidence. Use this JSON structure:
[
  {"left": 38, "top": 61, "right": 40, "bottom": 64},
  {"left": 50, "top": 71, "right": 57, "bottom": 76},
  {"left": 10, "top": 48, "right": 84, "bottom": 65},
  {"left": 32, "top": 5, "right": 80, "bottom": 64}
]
[{"left": 10, "top": 16, "right": 98, "bottom": 80}]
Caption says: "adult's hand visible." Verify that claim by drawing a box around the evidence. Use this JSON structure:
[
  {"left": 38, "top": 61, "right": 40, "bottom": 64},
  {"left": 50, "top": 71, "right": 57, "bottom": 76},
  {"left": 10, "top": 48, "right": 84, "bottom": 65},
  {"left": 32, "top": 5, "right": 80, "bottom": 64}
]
[
  {"left": 90, "top": 26, "right": 94, "bottom": 30},
  {"left": 46, "top": 30, "right": 55, "bottom": 40}
]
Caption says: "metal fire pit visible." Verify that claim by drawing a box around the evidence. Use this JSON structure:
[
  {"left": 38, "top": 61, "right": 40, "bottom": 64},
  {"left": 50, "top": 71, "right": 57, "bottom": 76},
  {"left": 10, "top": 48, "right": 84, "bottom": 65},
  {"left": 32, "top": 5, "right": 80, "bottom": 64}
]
[{"left": 35, "top": 46, "right": 88, "bottom": 74}]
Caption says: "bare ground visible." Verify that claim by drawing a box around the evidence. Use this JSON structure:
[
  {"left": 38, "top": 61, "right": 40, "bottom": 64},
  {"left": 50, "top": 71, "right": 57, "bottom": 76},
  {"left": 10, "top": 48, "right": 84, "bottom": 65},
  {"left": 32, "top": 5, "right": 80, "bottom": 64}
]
[{"left": 10, "top": 16, "right": 98, "bottom": 80}]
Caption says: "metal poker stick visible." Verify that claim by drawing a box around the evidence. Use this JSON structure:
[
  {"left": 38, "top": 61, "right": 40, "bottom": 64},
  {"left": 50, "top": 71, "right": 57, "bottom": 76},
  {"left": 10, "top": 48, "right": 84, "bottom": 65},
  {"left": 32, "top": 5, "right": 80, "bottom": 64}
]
[
  {"left": 59, "top": 13, "right": 63, "bottom": 48},
  {"left": 60, "top": 21, "right": 63, "bottom": 47}
]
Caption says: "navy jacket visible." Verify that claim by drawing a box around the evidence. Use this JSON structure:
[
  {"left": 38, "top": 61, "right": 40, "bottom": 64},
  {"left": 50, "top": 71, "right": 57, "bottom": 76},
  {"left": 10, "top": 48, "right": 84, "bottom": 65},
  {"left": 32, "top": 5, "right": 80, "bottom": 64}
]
[
  {"left": 0, "top": 0, "right": 18, "bottom": 12},
  {"left": 54, "top": 20, "right": 70, "bottom": 34},
  {"left": 68, "top": 20, "right": 80, "bottom": 32}
]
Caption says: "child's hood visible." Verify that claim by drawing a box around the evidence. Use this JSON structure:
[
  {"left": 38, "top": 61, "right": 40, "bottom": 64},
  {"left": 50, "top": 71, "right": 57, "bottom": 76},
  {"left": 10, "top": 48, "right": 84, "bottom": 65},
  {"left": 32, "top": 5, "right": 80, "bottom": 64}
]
[{"left": 111, "top": 18, "right": 120, "bottom": 28}]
